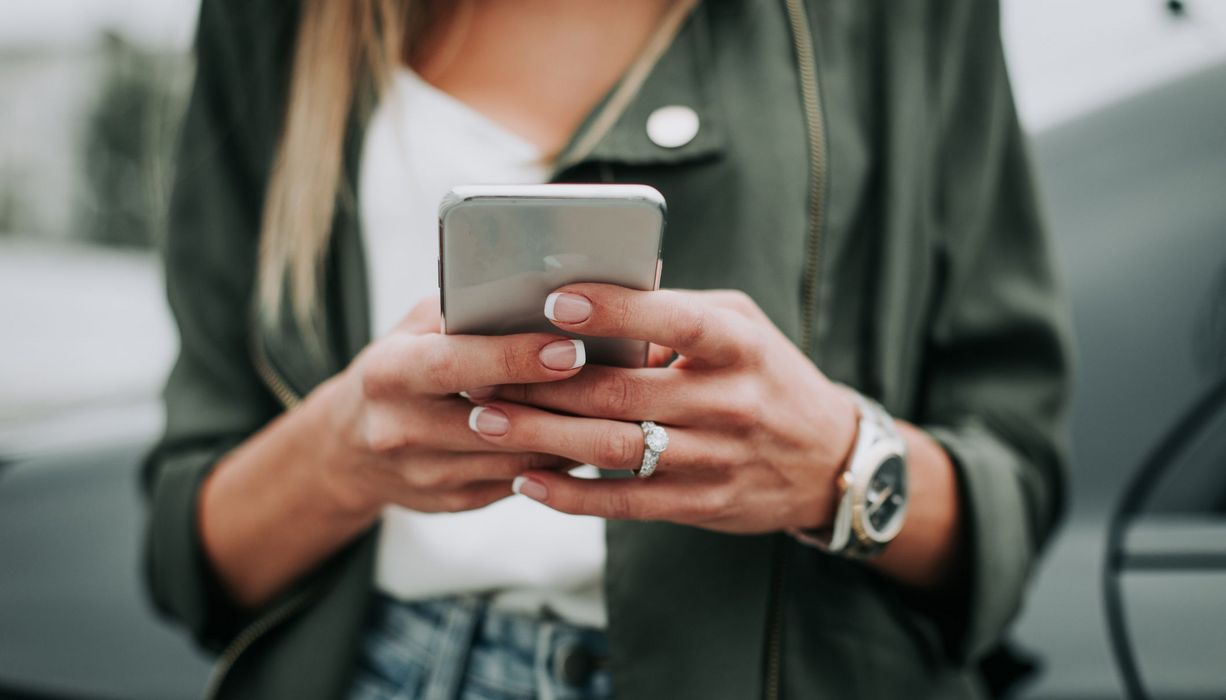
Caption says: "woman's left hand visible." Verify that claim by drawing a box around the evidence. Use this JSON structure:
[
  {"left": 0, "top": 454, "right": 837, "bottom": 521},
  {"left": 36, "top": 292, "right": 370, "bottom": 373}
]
[{"left": 461, "top": 283, "right": 859, "bottom": 534}]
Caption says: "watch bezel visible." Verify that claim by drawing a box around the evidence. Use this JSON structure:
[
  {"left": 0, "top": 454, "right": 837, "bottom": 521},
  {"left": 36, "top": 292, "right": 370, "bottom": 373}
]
[{"left": 847, "top": 439, "right": 909, "bottom": 544}]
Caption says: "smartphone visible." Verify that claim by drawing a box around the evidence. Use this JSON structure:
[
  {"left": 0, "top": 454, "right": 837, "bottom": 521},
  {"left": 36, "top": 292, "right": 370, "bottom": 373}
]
[{"left": 439, "top": 184, "right": 666, "bottom": 367}]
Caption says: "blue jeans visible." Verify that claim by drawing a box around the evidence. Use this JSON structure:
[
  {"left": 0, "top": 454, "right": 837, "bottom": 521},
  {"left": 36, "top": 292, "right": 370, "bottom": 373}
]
[{"left": 347, "top": 593, "right": 613, "bottom": 700}]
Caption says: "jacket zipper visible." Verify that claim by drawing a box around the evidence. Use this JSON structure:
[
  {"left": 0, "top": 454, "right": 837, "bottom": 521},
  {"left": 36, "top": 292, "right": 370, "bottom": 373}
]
[
  {"left": 764, "top": 539, "right": 789, "bottom": 700},
  {"left": 202, "top": 588, "right": 315, "bottom": 699},
  {"left": 200, "top": 334, "right": 308, "bottom": 700},
  {"left": 786, "top": 0, "right": 829, "bottom": 359},
  {"left": 769, "top": 1, "right": 829, "bottom": 698},
  {"left": 252, "top": 332, "right": 304, "bottom": 409}
]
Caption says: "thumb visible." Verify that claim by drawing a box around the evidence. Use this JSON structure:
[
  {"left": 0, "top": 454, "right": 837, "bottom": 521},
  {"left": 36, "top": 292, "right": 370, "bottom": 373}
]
[{"left": 398, "top": 294, "right": 441, "bottom": 335}]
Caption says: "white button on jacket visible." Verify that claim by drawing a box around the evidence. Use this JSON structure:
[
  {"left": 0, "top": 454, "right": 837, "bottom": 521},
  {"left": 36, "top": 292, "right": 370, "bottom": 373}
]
[{"left": 646, "top": 105, "right": 700, "bottom": 148}]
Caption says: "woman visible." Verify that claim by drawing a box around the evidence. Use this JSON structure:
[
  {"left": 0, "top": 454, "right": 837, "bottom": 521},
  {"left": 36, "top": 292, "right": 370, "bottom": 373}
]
[{"left": 144, "top": 0, "right": 1071, "bottom": 698}]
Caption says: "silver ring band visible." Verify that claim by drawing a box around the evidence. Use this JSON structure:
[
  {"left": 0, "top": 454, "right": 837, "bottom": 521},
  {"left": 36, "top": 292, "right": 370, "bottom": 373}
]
[{"left": 637, "top": 421, "right": 669, "bottom": 478}]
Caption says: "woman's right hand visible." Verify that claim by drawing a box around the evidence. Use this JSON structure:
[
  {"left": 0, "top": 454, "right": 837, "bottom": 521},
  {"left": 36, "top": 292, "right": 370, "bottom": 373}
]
[{"left": 314, "top": 296, "right": 587, "bottom": 518}]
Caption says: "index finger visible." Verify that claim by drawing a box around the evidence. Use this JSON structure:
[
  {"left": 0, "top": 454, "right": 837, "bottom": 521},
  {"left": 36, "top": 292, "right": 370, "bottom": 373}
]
[
  {"left": 370, "top": 332, "right": 587, "bottom": 396},
  {"left": 543, "top": 284, "right": 745, "bottom": 366}
]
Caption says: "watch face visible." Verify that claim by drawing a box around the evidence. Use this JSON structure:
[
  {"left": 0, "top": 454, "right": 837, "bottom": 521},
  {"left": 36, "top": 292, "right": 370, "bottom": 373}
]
[{"left": 864, "top": 454, "right": 907, "bottom": 539}]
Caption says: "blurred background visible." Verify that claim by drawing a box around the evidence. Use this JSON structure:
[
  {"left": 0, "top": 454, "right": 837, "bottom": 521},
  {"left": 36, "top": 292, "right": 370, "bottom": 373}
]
[{"left": 1, "top": 0, "right": 1224, "bottom": 698}]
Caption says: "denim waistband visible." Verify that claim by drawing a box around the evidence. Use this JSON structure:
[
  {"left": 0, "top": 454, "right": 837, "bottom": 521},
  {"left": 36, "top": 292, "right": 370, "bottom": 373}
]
[{"left": 348, "top": 593, "right": 611, "bottom": 700}]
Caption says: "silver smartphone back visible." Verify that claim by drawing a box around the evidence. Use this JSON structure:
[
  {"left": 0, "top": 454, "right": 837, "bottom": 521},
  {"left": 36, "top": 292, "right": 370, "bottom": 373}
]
[{"left": 439, "top": 184, "right": 665, "bottom": 367}]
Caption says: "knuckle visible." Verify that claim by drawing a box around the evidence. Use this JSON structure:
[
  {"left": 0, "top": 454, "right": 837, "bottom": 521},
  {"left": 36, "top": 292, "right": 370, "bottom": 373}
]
[
  {"left": 499, "top": 341, "right": 524, "bottom": 380},
  {"left": 727, "top": 290, "right": 759, "bottom": 316},
  {"left": 717, "top": 381, "right": 763, "bottom": 429},
  {"left": 598, "top": 490, "right": 634, "bottom": 520},
  {"left": 671, "top": 302, "right": 708, "bottom": 350},
  {"left": 362, "top": 413, "right": 404, "bottom": 454},
  {"left": 610, "top": 295, "right": 637, "bottom": 333},
  {"left": 516, "top": 453, "right": 543, "bottom": 471},
  {"left": 742, "top": 391, "right": 766, "bottom": 427},
  {"left": 363, "top": 427, "right": 393, "bottom": 455},
  {"left": 503, "top": 336, "right": 551, "bottom": 380},
  {"left": 699, "top": 486, "right": 735, "bottom": 518},
  {"left": 706, "top": 487, "right": 730, "bottom": 514},
  {"left": 600, "top": 429, "right": 642, "bottom": 469},
  {"left": 709, "top": 289, "right": 763, "bottom": 321},
  {"left": 592, "top": 373, "right": 637, "bottom": 416},
  {"left": 358, "top": 367, "right": 382, "bottom": 400},
  {"left": 419, "top": 337, "right": 458, "bottom": 389},
  {"left": 410, "top": 466, "right": 449, "bottom": 491},
  {"left": 357, "top": 356, "right": 394, "bottom": 401},
  {"left": 738, "top": 337, "right": 765, "bottom": 367}
]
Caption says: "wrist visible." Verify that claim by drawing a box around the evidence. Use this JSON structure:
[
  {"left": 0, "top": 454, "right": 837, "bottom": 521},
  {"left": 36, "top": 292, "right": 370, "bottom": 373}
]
[
  {"left": 790, "top": 385, "right": 909, "bottom": 558},
  {"left": 803, "top": 382, "right": 859, "bottom": 531},
  {"left": 301, "top": 372, "right": 386, "bottom": 524},
  {"left": 829, "top": 382, "right": 860, "bottom": 477}
]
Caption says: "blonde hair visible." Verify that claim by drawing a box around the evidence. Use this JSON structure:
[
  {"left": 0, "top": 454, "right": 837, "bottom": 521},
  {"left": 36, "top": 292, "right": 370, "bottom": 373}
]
[{"left": 258, "top": 0, "right": 418, "bottom": 333}]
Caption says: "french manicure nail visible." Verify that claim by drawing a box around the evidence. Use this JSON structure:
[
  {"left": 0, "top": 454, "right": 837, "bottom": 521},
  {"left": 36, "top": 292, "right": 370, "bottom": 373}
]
[
  {"left": 512, "top": 475, "right": 548, "bottom": 501},
  {"left": 539, "top": 338, "right": 586, "bottom": 371},
  {"left": 468, "top": 406, "right": 509, "bottom": 436},
  {"left": 544, "top": 292, "right": 593, "bottom": 324},
  {"left": 459, "top": 386, "right": 495, "bottom": 401}
]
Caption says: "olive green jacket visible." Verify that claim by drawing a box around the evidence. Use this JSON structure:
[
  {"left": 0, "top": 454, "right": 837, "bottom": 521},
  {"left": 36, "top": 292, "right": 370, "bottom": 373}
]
[{"left": 143, "top": 0, "right": 1071, "bottom": 697}]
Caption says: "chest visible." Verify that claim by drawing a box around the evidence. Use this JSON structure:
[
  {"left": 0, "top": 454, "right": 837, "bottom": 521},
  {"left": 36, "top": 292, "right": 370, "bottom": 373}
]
[
  {"left": 411, "top": 0, "right": 678, "bottom": 156},
  {"left": 261, "top": 0, "right": 940, "bottom": 413}
]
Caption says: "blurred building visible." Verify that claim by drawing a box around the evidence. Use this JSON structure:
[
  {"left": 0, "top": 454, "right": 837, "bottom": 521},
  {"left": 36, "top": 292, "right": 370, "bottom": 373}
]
[{"left": 0, "top": 34, "right": 188, "bottom": 247}]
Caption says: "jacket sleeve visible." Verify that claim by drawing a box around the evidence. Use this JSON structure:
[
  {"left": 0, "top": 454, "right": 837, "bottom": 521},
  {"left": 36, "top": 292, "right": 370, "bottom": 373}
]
[
  {"left": 141, "top": 0, "right": 285, "bottom": 651},
  {"left": 918, "top": 0, "right": 1073, "bottom": 663}
]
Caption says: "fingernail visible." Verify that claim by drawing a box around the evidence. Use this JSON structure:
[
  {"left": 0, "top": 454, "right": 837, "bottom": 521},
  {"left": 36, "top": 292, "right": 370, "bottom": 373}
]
[
  {"left": 468, "top": 406, "right": 509, "bottom": 436},
  {"left": 539, "top": 338, "right": 586, "bottom": 371},
  {"left": 544, "top": 292, "right": 592, "bottom": 324},
  {"left": 459, "top": 386, "right": 495, "bottom": 401},
  {"left": 512, "top": 475, "right": 548, "bottom": 501}
]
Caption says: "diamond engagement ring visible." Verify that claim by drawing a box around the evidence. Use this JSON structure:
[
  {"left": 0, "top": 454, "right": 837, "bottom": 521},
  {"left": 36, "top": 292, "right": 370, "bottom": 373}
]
[{"left": 637, "top": 421, "right": 670, "bottom": 478}]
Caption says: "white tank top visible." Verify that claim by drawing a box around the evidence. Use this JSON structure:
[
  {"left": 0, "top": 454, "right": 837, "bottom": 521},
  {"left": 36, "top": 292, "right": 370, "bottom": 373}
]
[{"left": 357, "top": 67, "right": 607, "bottom": 628}]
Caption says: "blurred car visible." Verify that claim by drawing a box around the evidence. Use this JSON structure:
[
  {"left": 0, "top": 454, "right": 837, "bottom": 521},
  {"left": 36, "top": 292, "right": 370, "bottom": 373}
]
[
  {"left": 1009, "top": 57, "right": 1226, "bottom": 699},
  {"left": 1, "top": 4, "right": 1224, "bottom": 699}
]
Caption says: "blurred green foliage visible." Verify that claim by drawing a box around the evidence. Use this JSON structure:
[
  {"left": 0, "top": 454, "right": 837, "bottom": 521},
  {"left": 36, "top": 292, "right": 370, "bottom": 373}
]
[{"left": 78, "top": 32, "right": 188, "bottom": 249}]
